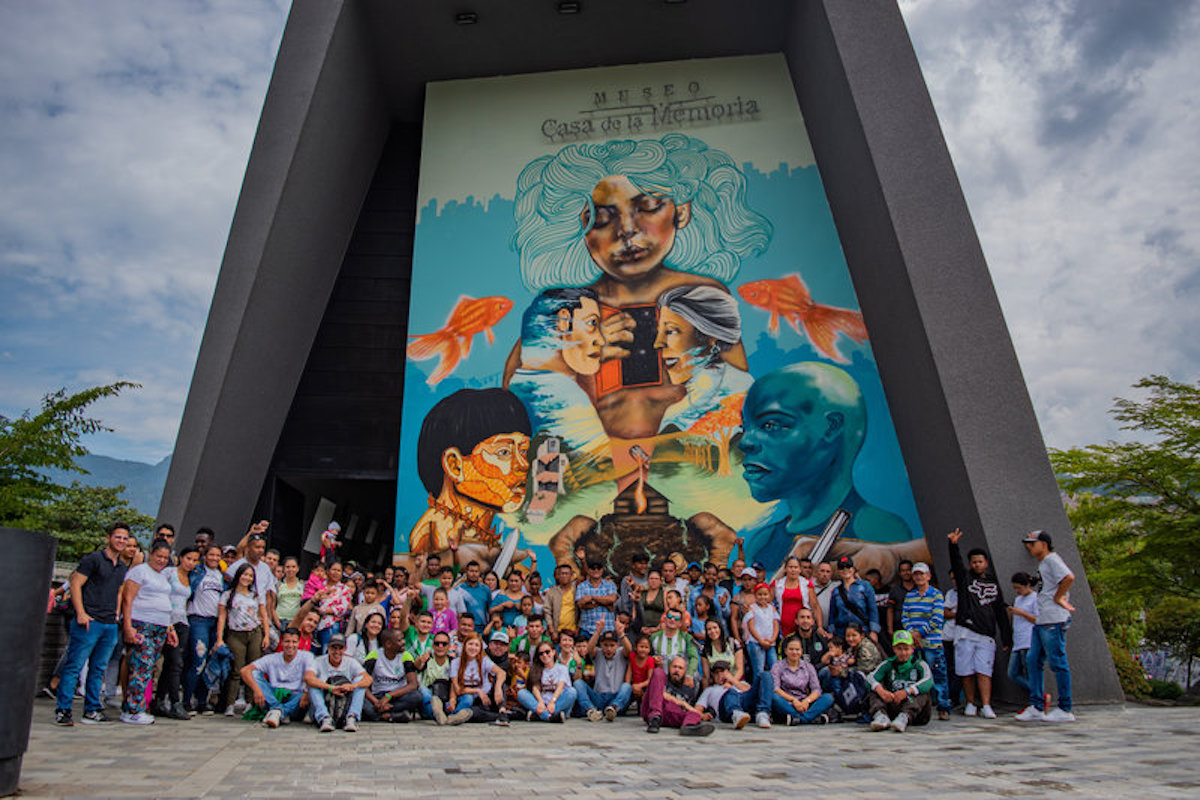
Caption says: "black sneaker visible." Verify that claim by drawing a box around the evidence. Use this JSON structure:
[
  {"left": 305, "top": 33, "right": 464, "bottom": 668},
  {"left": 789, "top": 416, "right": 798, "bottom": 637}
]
[
  {"left": 816, "top": 713, "right": 830, "bottom": 725},
  {"left": 679, "top": 722, "right": 715, "bottom": 737},
  {"left": 646, "top": 715, "right": 661, "bottom": 733},
  {"left": 81, "top": 710, "right": 112, "bottom": 724},
  {"left": 54, "top": 708, "right": 73, "bottom": 726},
  {"left": 393, "top": 710, "right": 412, "bottom": 723}
]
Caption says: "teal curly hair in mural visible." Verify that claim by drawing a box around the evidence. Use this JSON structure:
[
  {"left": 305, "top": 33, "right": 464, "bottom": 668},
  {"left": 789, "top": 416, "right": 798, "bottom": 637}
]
[{"left": 511, "top": 133, "right": 773, "bottom": 292}]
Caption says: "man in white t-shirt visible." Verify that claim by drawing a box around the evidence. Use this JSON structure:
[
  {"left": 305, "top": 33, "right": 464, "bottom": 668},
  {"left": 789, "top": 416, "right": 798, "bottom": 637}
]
[
  {"left": 242, "top": 628, "right": 314, "bottom": 727},
  {"left": 1016, "top": 530, "right": 1076, "bottom": 723},
  {"left": 305, "top": 634, "right": 371, "bottom": 732}
]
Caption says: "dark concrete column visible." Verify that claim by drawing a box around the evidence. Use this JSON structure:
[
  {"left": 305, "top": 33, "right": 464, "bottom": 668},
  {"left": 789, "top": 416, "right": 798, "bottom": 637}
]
[{"left": 784, "top": 0, "right": 1121, "bottom": 703}]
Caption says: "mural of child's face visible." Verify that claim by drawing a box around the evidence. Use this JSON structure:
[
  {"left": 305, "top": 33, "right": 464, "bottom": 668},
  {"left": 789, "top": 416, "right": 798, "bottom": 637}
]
[
  {"left": 653, "top": 306, "right": 707, "bottom": 385},
  {"left": 450, "top": 432, "right": 531, "bottom": 511},
  {"left": 582, "top": 175, "right": 690, "bottom": 283},
  {"left": 558, "top": 296, "right": 604, "bottom": 375}
]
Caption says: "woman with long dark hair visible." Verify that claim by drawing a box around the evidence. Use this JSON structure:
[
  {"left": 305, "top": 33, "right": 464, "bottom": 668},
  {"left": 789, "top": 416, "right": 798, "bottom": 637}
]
[
  {"left": 347, "top": 612, "right": 386, "bottom": 662},
  {"left": 518, "top": 643, "right": 576, "bottom": 721},
  {"left": 215, "top": 563, "right": 269, "bottom": 715},
  {"left": 152, "top": 545, "right": 199, "bottom": 719},
  {"left": 701, "top": 618, "right": 744, "bottom": 686}
]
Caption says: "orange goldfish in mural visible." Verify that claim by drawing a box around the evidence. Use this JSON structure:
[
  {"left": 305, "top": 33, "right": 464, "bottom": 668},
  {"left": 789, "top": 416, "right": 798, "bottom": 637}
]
[
  {"left": 407, "top": 295, "right": 513, "bottom": 385},
  {"left": 737, "top": 274, "right": 867, "bottom": 364}
]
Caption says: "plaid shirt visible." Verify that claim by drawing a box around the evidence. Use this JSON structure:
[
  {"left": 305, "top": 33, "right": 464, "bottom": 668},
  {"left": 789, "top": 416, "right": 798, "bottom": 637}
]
[{"left": 574, "top": 578, "right": 617, "bottom": 635}]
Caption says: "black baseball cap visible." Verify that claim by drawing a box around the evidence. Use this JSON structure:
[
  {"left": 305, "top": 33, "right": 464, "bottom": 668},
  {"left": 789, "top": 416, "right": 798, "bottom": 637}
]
[{"left": 1022, "top": 530, "right": 1053, "bottom": 545}]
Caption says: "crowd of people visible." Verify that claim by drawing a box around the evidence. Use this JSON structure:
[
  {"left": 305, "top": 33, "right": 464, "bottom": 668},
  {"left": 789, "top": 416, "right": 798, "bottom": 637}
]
[{"left": 47, "top": 520, "right": 1077, "bottom": 734}]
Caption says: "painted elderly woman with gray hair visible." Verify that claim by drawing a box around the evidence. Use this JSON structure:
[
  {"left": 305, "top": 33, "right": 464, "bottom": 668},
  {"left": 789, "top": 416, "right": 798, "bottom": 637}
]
[{"left": 653, "top": 284, "right": 753, "bottom": 432}]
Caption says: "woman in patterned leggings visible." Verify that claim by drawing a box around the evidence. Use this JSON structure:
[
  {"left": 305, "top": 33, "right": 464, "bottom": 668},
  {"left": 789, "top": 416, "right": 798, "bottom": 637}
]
[{"left": 120, "top": 539, "right": 179, "bottom": 724}]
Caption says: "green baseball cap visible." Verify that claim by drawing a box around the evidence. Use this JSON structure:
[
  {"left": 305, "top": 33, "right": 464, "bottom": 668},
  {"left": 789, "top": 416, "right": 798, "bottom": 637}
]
[{"left": 892, "top": 629, "right": 914, "bottom": 646}]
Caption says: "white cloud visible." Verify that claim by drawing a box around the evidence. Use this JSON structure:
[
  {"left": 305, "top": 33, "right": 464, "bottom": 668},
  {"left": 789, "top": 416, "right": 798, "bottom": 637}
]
[
  {"left": 900, "top": 0, "right": 1200, "bottom": 448},
  {"left": 1, "top": 1, "right": 1194, "bottom": 463},
  {"left": 0, "top": 1, "right": 289, "bottom": 460}
]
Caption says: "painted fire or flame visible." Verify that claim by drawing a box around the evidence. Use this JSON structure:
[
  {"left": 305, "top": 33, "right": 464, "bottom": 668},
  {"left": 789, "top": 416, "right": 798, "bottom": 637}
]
[{"left": 629, "top": 445, "right": 650, "bottom": 515}]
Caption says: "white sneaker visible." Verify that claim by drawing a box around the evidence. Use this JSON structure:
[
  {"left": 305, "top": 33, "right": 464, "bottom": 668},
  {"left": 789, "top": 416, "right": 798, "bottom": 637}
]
[
  {"left": 262, "top": 709, "right": 282, "bottom": 728},
  {"left": 1014, "top": 706, "right": 1045, "bottom": 722},
  {"left": 224, "top": 706, "right": 235, "bottom": 717},
  {"left": 731, "top": 710, "right": 749, "bottom": 729},
  {"left": 232, "top": 699, "right": 247, "bottom": 714},
  {"left": 890, "top": 712, "right": 909, "bottom": 733},
  {"left": 870, "top": 712, "right": 890, "bottom": 731},
  {"left": 120, "top": 712, "right": 155, "bottom": 725},
  {"left": 755, "top": 711, "right": 772, "bottom": 729},
  {"left": 980, "top": 705, "right": 996, "bottom": 719},
  {"left": 343, "top": 715, "right": 358, "bottom": 732},
  {"left": 586, "top": 708, "right": 603, "bottom": 722},
  {"left": 318, "top": 716, "right": 335, "bottom": 733},
  {"left": 1044, "top": 708, "right": 1076, "bottom": 723},
  {"left": 964, "top": 702, "right": 978, "bottom": 717}
]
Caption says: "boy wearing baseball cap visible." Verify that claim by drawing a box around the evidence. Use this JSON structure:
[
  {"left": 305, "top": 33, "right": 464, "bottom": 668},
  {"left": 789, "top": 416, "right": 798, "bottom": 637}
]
[{"left": 865, "top": 630, "right": 934, "bottom": 732}]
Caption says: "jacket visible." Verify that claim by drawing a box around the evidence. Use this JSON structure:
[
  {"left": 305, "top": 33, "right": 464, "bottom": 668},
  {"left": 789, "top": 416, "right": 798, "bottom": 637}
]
[{"left": 827, "top": 578, "right": 880, "bottom": 636}]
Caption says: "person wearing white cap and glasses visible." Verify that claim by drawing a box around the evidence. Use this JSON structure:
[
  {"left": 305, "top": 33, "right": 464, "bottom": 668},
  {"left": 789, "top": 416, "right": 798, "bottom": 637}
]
[
  {"left": 900, "top": 561, "right": 951, "bottom": 720},
  {"left": 1015, "top": 530, "right": 1076, "bottom": 722}
]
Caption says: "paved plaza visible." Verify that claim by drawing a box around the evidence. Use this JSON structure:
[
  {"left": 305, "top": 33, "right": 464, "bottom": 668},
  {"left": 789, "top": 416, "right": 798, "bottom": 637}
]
[{"left": 12, "top": 699, "right": 1200, "bottom": 799}]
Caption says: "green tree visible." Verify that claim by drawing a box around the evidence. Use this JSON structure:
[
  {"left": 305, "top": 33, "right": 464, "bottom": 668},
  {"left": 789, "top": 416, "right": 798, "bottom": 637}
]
[
  {"left": 1051, "top": 375, "right": 1200, "bottom": 602},
  {"left": 0, "top": 382, "right": 138, "bottom": 525},
  {"left": 1143, "top": 597, "right": 1200, "bottom": 690},
  {"left": 19, "top": 481, "right": 155, "bottom": 562}
]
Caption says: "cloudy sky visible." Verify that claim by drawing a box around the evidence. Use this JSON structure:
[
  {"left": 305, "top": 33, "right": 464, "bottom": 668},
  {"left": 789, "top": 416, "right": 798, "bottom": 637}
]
[{"left": 1, "top": 0, "right": 1196, "bottom": 465}]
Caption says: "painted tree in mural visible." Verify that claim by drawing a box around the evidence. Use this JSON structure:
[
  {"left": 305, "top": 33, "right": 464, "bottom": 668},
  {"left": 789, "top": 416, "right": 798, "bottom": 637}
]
[{"left": 689, "top": 394, "right": 745, "bottom": 477}]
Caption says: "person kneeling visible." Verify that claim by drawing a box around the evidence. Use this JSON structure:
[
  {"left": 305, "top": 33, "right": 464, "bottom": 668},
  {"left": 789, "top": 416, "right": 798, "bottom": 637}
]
[
  {"left": 305, "top": 634, "right": 371, "bottom": 732},
  {"left": 241, "top": 628, "right": 314, "bottom": 728},
  {"left": 639, "top": 656, "right": 714, "bottom": 736},
  {"left": 865, "top": 630, "right": 934, "bottom": 732}
]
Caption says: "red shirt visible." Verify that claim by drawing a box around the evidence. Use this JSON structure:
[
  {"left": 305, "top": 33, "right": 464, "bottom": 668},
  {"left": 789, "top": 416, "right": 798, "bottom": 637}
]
[{"left": 630, "top": 652, "right": 655, "bottom": 684}]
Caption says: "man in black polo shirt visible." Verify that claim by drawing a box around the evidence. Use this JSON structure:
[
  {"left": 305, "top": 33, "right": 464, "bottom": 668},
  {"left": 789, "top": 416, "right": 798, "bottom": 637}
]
[{"left": 55, "top": 522, "right": 131, "bottom": 725}]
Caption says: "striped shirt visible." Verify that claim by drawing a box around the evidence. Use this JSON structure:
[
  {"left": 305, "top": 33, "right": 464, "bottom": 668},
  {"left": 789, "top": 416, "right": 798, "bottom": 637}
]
[{"left": 901, "top": 587, "right": 945, "bottom": 648}]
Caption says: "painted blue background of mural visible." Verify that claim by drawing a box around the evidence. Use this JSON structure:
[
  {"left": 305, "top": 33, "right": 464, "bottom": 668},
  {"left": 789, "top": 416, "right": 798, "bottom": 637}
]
[{"left": 395, "top": 161, "right": 922, "bottom": 570}]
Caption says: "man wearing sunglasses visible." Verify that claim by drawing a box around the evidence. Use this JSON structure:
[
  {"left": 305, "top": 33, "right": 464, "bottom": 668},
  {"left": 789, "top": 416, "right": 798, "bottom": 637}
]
[{"left": 648, "top": 610, "right": 699, "bottom": 681}]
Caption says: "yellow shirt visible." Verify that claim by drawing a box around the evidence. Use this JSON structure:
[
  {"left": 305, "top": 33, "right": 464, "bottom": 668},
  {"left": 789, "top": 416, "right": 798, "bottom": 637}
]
[{"left": 559, "top": 586, "right": 576, "bottom": 632}]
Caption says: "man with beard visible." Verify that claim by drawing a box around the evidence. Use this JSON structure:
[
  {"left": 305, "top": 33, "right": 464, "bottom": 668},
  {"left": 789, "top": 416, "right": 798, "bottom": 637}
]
[{"left": 640, "top": 655, "right": 714, "bottom": 736}]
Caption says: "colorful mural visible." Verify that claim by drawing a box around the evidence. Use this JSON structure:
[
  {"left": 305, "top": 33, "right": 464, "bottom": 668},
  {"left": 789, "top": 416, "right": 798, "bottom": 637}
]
[{"left": 394, "top": 55, "right": 931, "bottom": 582}]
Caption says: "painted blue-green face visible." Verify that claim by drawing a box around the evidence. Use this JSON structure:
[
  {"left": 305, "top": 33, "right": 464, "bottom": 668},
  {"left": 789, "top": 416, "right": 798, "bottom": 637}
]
[{"left": 737, "top": 370, "right": 845, "bottom": 503}]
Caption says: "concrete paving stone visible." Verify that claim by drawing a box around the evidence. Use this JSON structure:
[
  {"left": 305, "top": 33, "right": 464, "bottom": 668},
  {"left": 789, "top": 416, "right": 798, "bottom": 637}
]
[{"left": 10, "top": 701, "right": 1200, "bottom": 797}]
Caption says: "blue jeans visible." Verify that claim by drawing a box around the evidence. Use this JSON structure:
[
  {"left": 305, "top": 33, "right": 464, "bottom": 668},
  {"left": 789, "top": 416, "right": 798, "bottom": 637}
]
[
  {"left": 182, "top": 615, "right": 218, "bottom": 707},
  {"left": 451, "top": 693, "right": 477, "bottom": 713},
  {"left": 252, "top": 671, "right": 306, "bottom": 719},
  {"left": 1007, "top": 647, "right": 1031, "bottom": 695},
  {"left": 573, "top": 680, "right": 632, "bottom": 714},
  {"left": 717, "top": 673, "right": 774, "bottom": 721},
  {"left": 308, "top": 686, "right": 366, "bottom": 722},
  {"left": 770, "top": 691, "right": 834, "bottom": 723},
  {"left": 745, "top": 640, "right": 777, "bottom": 678},
  {"left": 518, "top": 686, "right": 577, "bottom": 720},
  {"left": 919, "top": 647, "right": 951, "bottom": 711},
  {"left": 1027, "top": 623, "right": 1071, "bottom": 712},
  {"left": 56, "top": 620, "right": 120, "bottom": 713}
]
